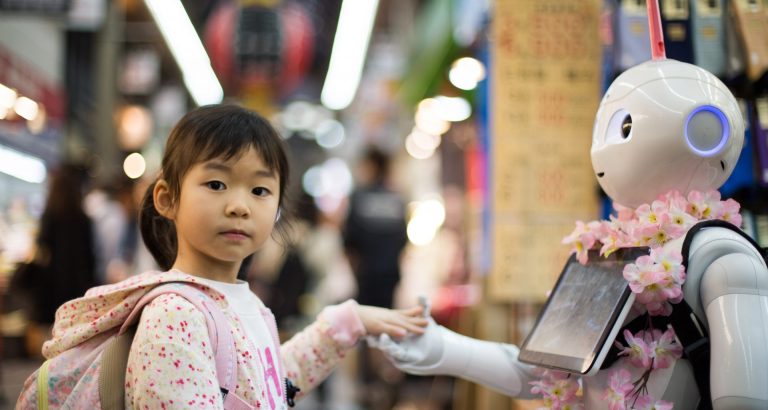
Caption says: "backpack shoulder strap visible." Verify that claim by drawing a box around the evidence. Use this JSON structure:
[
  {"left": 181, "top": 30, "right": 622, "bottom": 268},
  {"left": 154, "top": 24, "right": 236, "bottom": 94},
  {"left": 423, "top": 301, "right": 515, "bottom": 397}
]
[
  {"left": 680, "top": 219, "right": 765, "bottom": 266},
  {"left": 99, "top": 328, "right": 136, "bottom": 410},
  {"left": 99, "top": 283, "right": 238, "bottom": 409}
]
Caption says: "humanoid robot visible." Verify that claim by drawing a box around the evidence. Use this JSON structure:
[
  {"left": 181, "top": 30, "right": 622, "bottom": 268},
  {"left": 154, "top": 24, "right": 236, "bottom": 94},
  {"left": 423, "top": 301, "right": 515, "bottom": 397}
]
[{"left": 372, "top": 2, "right": 768, "bottom": 409}]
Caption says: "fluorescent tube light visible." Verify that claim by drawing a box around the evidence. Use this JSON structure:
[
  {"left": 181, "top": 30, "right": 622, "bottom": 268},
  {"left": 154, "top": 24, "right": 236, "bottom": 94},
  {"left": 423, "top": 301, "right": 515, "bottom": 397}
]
[
  {"left": 14, "top": 96, "right": 39, "bottom": 120},
  {"left": 144, "top": 0, "right": 223, "bottom": 106},
  {"left": 0, "top": 145, "right": 46, "bottom": 183},
  {"left": 320, "top": 0, "right": 379, "bottom": 111}
]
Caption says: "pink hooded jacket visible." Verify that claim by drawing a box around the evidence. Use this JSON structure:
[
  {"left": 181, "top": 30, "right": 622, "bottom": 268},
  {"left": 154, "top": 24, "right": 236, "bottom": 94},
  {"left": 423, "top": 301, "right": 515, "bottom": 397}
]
[{"left": 18, "top": 270, "right": 366, "bottom": 409}]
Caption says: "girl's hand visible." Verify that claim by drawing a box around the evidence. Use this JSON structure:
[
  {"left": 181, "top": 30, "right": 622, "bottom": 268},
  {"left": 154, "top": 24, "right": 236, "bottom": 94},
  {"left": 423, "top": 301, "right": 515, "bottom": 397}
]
[{"left": 355, "top": 305, "right": 429, "bottom": 340}]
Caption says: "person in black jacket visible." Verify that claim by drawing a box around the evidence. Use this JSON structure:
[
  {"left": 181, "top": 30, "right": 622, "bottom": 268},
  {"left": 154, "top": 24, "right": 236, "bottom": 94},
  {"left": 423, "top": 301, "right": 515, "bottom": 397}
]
[
  {"left": 343, "top": 147, "right": 407, "bottom": 309},
  {"left": 343, "top": 147, "right": 408, "bottom": 408}
]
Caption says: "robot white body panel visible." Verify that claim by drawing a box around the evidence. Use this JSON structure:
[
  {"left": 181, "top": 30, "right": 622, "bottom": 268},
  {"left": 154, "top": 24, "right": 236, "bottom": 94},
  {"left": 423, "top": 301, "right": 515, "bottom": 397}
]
[{"left": 690, "top": 232, "right": 768, "bottom": 407}]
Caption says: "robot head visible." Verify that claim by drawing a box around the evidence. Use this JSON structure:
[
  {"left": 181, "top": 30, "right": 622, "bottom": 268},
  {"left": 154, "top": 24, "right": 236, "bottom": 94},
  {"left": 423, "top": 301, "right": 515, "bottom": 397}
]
[{"left": 591, "top": 59, "right": 744, "bottom": 208}]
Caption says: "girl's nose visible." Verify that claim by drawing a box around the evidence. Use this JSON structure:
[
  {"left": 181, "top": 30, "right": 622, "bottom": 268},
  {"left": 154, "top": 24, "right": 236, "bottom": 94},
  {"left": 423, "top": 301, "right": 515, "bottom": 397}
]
[{"left": 225, "top": 195, "right": 250, "bottom": 217}]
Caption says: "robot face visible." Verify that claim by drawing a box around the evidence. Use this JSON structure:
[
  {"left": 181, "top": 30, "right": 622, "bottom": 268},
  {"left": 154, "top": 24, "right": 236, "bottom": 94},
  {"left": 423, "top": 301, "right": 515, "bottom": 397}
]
[{"left": 591, "top": 60, "right": 744, "bottom": 208}]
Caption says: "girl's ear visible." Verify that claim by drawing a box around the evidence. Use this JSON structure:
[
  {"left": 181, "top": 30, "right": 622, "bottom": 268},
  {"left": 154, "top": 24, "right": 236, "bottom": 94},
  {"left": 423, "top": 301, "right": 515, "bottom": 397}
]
[{"left": 153, "top": 179, "right": 176, "bottom": 219}]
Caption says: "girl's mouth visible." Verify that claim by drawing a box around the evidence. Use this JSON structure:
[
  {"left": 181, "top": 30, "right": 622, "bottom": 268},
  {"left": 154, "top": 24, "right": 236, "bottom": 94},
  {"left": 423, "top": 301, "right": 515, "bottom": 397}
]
[{"left": 221, "top": 230, "right": 250, "bottom": 240}]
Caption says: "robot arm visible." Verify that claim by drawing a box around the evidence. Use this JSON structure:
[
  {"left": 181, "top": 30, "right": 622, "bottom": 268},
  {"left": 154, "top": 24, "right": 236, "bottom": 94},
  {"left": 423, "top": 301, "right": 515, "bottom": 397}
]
[
  {"left": 701, "top": 252, "right": 768, "bottom": 409},
  {"left": 690, "top": 229, "right": 768, "bottom": 409},
  {"left": 370, "top": 319, "right": 539, "bottom": 398}
]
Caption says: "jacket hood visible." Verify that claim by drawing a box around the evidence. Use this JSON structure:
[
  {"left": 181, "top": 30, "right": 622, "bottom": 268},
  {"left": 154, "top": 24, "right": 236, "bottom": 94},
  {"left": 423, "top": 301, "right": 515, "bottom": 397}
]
[{"left": 42, "top": 270, "right": 228, "bottom": 358}]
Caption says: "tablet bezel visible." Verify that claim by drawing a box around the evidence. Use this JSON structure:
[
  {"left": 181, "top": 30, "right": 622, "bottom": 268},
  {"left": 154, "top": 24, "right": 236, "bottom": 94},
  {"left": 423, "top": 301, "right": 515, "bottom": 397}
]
[{"left": 518, "top": 247, "right": 648, "bottom": 375}]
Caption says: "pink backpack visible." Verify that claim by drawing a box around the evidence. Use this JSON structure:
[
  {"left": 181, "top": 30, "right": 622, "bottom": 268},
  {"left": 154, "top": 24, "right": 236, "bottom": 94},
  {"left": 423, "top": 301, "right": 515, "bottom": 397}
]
[{"left": 16, "top": 282, "right": 254, "bottom": 410}]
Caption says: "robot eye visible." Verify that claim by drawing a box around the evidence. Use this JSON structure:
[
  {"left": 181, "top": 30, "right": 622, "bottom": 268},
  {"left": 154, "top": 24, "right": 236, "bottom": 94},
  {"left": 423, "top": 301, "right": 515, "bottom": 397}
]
[
  {"left": 605, "top": 109, "right": 633, "bottom": 144},
  {"left": 621, "top": 115, "right": 632, "bottom": 139},
  {"left": 684, "top": 105, "right": 730, "bottom": 157}
]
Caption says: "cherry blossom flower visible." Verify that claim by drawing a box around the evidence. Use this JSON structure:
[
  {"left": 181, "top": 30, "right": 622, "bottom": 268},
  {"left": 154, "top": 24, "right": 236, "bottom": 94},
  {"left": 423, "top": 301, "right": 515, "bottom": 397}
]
[
  {"left": 651, "top": 246, "right": 685, "bottom": 284},
  {"left": 667, "top": 201, "right": 697, "bottom": 231},
  {"left": 531, "top": 377, "right": 555, "bottom": 396},
  {"left": 636, "top": 199, "right": 670, "bottom": 226},
  {"left": 563, "top": 221, "right": 597, "bottom": 264},
  {"left": 634, "top": 395, "right": 673, "bottom": 410},
  {"left": 643, "top": 213, "right": 680, "bottom": 247},
  {"left": 531, "top": 371, "right": 581, "bottom": 409},
  {"left": 718, "top": 198, "right": 742, "bottom": 227},
  {"left": 658, "top": 190, "right": 688, "bottom": 210},
  {"left": 602, "top": 369, "right": 634, "bottom": 410},
  {"left": 626, "top": 223, "right": 659, "bottom": 247},
  {"left": 615, "top": 329, "right": 653, "bottom": 369},
  {"left": 658, "top": 213, "right": 688, "bottom": 242},
  {"left": 614, "top": 203, "right": 636, "bottom": 222},
  {"left": 623, "top": 255, "right": 661, "bottom": 293},
  {"left": 599, "top": 219, "right": 632, "bottom": 257},
  {"left": 651, "top": 328, "right": 683, "bottom": 369},
  {"left": 600, "top": 234, "right": 621, "bottom": 258},
  {"left": 623, "top": 249, "right": 684, "bottom": 315},
  {"left": 687, "top": 190, "right": 721, "bottom": 219}
]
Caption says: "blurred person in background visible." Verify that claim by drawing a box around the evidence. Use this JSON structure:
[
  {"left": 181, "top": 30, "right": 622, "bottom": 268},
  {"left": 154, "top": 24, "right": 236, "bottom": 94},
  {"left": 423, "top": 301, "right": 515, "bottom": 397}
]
[
  {"left": 85, "top": 176, "right": 134, "bottom": 284},
  {"left": 86, "top": 175, "right": 158, "bottom": 285},
  {"left": 343, "top": 146, "right": 408, "bottom": 409},
  {"left": 25, "top": 163, "right": 97, "bottom": 355},
  {"left": 343, "top": 147, "right": 407, "bottom": 309},
  {"left": 297, "top": 193, "right": 356, "bottom": 316}
]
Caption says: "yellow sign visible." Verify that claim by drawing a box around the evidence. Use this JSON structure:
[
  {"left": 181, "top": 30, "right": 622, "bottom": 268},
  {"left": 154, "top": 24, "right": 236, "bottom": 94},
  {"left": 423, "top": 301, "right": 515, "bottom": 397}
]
[{"left": 489, "top": 0, "right": 601, "bottom": 302}]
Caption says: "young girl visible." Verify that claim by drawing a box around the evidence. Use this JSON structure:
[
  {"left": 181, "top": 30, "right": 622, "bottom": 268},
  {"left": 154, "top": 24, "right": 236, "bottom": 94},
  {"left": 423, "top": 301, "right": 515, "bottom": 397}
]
[{"left": 35, "top": 104, "right": 427, "bottom": 409}]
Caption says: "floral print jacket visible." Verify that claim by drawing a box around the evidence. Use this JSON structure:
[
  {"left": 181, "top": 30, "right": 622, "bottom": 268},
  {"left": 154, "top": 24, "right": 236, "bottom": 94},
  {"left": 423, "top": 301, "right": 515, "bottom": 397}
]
[{"left": 24, "top": 270, "right": 365, "bottom": 409}]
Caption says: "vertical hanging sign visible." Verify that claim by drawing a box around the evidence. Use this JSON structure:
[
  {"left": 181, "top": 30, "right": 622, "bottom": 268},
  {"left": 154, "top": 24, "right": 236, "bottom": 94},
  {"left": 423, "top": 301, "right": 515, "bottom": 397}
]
[{"left": 489, "top": 0, "right": 601, "bottom": 302}]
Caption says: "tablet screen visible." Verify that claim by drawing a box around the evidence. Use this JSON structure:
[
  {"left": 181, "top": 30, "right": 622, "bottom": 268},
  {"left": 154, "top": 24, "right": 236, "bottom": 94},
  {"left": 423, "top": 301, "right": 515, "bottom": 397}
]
[{"left": 519, "top": 247, "right": 648, "bottom": 374}]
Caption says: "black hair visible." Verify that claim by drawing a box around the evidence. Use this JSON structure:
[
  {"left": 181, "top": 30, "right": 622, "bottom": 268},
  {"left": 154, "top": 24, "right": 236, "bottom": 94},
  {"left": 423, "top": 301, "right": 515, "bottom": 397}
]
[{"left": 139, "top": 104, "right": 291, "bottom": 271}]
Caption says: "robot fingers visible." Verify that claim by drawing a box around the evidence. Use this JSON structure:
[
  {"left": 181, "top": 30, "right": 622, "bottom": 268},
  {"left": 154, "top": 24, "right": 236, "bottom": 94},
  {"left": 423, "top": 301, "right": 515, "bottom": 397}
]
[{"left": 367, "top": 334, "right": 412, "bottom": 361}]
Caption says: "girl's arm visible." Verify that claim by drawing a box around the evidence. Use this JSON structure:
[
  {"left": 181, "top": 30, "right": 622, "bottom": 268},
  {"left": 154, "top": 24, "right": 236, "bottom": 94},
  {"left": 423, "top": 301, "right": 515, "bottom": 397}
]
[
  {"left": 280, "top": 300, "right": 427, "bottom": 399},
  {"left": 126, "top": 294, "right": 224, "bottom": 409}
]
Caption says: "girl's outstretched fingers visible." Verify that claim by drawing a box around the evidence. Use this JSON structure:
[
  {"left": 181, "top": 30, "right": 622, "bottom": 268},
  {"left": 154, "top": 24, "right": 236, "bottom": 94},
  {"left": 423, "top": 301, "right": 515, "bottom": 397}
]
[
  {"left": 401, "top": 306, "right": 426, "bottom": 317},
  {"left": 355, "top": 304, "right": 429, "bottom": 340}
]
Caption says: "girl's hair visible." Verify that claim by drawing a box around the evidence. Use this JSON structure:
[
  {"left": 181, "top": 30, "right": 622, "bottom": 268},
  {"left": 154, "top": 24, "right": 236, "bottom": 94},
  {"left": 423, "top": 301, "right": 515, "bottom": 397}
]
[{"left": 139, "top": 104, "right": 291, "bottom": 271}]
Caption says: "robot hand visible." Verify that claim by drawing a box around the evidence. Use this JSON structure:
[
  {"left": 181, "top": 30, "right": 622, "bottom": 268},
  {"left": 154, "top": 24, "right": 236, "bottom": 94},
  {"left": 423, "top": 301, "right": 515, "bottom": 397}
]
[
  {"left": 367, "top": 297, "right": 538, "bottom": 398},
  {"left": 366, "top": 317, "right": 446, "bottom": 375},
  {"left": 367, "top": 296, "right": 445, "bottom": 373}
]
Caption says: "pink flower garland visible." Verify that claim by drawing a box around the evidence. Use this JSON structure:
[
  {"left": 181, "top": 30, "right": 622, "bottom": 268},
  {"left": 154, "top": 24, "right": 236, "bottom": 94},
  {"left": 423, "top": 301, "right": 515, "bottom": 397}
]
[{"left": 531, "top": 190, "right": 742, "bottom": 409}]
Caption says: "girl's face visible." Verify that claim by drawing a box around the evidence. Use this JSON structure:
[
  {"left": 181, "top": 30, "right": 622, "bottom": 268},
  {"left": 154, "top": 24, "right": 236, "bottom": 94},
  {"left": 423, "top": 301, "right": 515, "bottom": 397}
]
[{"left": 161, "top": 147, "right": 280, "bottom": 280}]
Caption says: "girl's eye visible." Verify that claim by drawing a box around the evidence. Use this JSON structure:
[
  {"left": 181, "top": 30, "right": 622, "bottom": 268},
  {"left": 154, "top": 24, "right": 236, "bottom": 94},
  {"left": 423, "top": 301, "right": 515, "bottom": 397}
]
[
  {"left": 252, "top": 187, "right": 271, "bottom": 197},
  {"left": 206, "top": 181, "right": 226, "bottom": 191}
]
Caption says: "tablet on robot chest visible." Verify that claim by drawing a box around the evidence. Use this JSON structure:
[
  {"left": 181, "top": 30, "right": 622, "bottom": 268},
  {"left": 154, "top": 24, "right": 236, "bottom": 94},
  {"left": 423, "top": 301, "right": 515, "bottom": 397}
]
[{"left": 518, "top": 247, "right": 648, "bottom": 375}]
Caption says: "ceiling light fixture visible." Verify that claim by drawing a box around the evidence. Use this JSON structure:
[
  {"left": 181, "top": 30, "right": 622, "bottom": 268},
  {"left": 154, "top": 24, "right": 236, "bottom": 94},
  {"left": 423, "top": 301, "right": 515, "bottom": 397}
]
[
  {"left": 0, "top": 144, "right": 46, "bottom": 183},
  {"left": 144, "top": 0, "right": 223, "bottom": 106},
  {"left": 320, "top": 0, "right": 380, "bottom": 111}
]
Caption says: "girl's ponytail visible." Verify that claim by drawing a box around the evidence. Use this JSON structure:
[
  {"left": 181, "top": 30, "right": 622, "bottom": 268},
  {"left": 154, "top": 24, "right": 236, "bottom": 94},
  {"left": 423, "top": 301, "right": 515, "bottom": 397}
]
[{"left": 139, "top": 180, "right": 177, "bottom": 271}]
